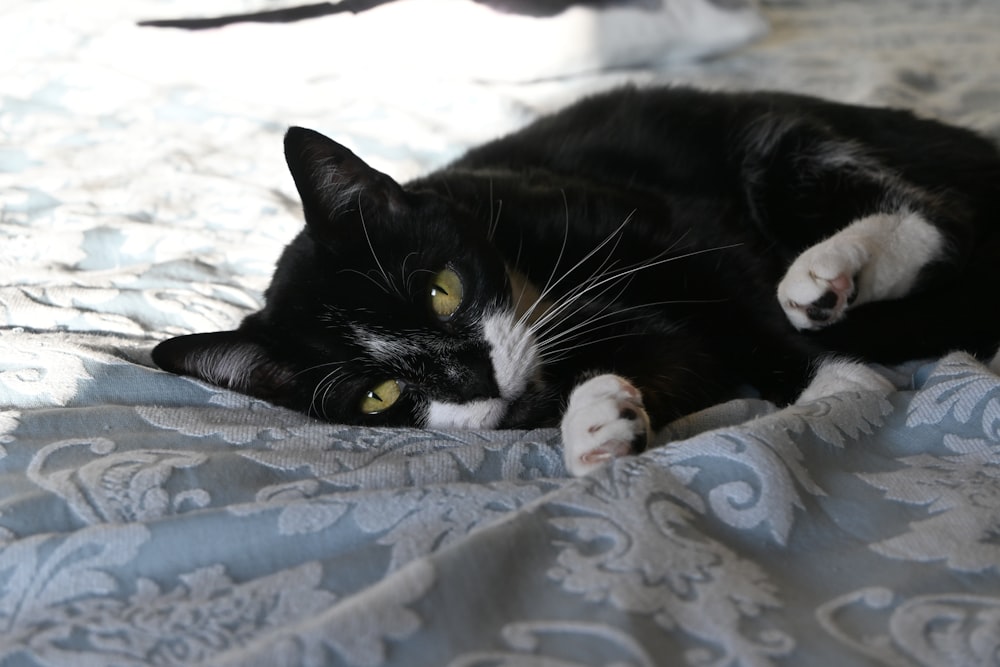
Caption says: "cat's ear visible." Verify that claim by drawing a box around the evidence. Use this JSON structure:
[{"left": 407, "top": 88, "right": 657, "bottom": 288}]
[
  {"left": 283, "top": 126, "right": 407, "bottom": 229},
  {"left": 152, "top": 330, "right": 296, "bottom": 402}
]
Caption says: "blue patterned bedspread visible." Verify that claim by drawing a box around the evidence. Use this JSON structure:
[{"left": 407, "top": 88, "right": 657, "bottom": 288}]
[{"left": 3, "top": 1, "right": 1000, "bottom": 665}]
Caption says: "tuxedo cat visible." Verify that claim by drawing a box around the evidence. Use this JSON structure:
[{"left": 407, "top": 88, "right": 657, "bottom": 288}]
[{"left": 153, "top": 86, "right": 1000, "bottom": 475}]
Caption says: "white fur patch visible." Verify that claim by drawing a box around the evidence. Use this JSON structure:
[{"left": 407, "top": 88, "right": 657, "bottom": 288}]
[
  {"left": 795, "top": 359, "right": 894, "bottom": 405},
  {"left": 427, "top": 398, "right": 507, "bottom": 430},
  {"left": 424, "top": 309, "right": 538, "bottom": 429},
  {"left": 352, "top": 326, "right": 419, "bottom": 363},
  {"left": 778, "top": 210, "right": 945, "bottom": 330},
  {"left": 989, "top": 346, "right": 1000, "bottom": 375},
  {"left": 481, "top": 310, "right": 539, "bottom": 401},
  {"left": 198, "top": 343, "right": 263, "bottom": 391}
]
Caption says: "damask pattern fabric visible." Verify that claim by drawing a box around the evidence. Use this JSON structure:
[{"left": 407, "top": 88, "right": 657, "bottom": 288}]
[{"left": 4, "top": 1, "right": 1000, "bottom": 665}]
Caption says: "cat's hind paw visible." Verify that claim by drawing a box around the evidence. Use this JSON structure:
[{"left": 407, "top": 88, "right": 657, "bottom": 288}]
[
  {"left": 560, "top": 374, "right": 651, "bottom": 477},
  {"left": 777, "top": 211, "right": 945, "bottom": 331},
  {"left": 777, "top": 240, "right": 864, "bottom": 330}
]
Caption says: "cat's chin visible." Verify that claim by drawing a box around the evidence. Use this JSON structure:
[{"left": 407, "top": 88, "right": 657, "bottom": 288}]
[{"left": 426, "top": 398, "right": 509, "bottom": 430}]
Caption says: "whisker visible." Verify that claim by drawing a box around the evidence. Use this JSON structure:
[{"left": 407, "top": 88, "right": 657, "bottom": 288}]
[
  {"left": 517, "top": 208, "right": 637, "bottom": 331},
  {"left": 339, "top": 268, "right": 394, "bottom": 296},
  {"left": 487, "top": 177, "right": 504, "bottom": 242},
  {"left": 536, "top": 301, "right": 712, "bottom": 357},
  {"left": 534, "top": 278, "right": 642, "bottom": 349},
  {"left": 528, "top": 264, "right": 631, "bottom": 336},
  {"left": 405, "top": 268, "right": 435, "bottom": 299},
  {"left": 358, "top": 194, "right": 399, "bottom": 295},
  {"left": 539, "top": 240, "right": 742, "bottom": 330},
  {"left": 539, "top": 331, "right": 650, "bottom": 365},
  {"left": 528, "top": 234, "right": 738, "bottom": 361},
  {"left": 309, "top": 366, "right": 347, "bottom": 419},
  {"left": 531, "top": 188, "right": 572, "bottom": 315}
]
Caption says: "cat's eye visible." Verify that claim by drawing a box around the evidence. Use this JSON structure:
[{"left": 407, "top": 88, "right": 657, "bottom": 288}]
[
  {"left": 360, "top": 379, "right": 403, "bottom": 414},
  {"left": 429, "top": 268, "right": 464, "bottom": 320}
]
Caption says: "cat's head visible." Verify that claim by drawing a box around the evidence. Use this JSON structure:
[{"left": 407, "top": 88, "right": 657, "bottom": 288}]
[{"left": 152, "top": 127, "right": 540, "bottom": 429}]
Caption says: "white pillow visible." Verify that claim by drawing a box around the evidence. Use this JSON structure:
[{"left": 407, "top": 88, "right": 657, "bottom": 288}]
[
  {"left": 133, "top": 0, "right": 768, "bottom": 83},
  {"left": 331, "top": 0, "right": 769, "bottom": 81}
]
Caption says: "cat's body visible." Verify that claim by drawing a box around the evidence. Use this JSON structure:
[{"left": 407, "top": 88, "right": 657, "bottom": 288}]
[{"left": 153, "top": 86, "right": 1000, "bottom": 475}]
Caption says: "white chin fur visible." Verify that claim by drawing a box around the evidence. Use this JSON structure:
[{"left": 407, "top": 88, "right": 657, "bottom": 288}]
[{"left": 427, "top": 399, "right": 507, "bottom": 429}]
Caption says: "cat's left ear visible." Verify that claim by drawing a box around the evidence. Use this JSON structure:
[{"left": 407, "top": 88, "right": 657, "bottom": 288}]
[
  {"left": 151, "top": 330, "right": 296, "bottom": 402},
  {"left": 283, "top": 126, "right": 407, "bottom": 231}
]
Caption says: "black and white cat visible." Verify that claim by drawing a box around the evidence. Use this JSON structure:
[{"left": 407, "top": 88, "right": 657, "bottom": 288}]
[{"left": 153, "top": 86, "right": 1000, "bottom": 475}]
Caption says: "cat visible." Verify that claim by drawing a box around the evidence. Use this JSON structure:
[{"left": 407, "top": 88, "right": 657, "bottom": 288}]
[{"left": 152, "top": 85, "right": 1000, "bottom": 475}]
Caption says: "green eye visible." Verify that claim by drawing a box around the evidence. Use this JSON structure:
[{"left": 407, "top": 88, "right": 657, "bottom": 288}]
[
  {"left": 360, "top": 379, "right": 402, "bottom": 414},
  {"left": 429, "top": 268, "right": 464, "bottom": 320}
]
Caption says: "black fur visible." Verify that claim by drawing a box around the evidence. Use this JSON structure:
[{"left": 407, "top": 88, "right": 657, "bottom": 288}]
[{"left": 153, "top": 86, "right": 1000, "bottom": 432}]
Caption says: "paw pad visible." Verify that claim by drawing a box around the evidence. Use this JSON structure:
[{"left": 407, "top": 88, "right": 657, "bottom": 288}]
[{"left": 779, "top": 248, "right": 864, "bottom": 330}]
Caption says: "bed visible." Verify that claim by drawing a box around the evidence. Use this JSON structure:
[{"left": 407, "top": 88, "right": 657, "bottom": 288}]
[{"left": 3, "top": 0, "right": 1000, "bottom": 665}]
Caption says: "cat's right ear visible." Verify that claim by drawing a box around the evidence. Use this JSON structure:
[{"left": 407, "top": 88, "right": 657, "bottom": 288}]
[
  {"left": 283, "top": 127, "right": 407, "bottom": 230},
  {"left": 152, "top": 330, "right": 296, "bottom": 402}
]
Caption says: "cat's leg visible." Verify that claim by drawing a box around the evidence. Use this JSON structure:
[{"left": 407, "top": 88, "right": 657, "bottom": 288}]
[
  {"left": 777, "top": 210, "right": 945, "bottom": 330},
  {"left": 560, "top": 374, "right": 652, "bottom": 477},
  {"left": 740, "top": 118, "right": 959, "bottom": 331}
]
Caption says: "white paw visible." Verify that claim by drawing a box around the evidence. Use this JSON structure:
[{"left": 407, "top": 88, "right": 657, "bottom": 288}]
[
  {"left": 560, "top": 374, "right": 652, "bottom": 477},
  {"left": 777, "top": 211, "right": 944, "bottom": 331},
  {"left": 778, "top": 239, "right": 865, "bottom": 331},
  {"left": 795, "top": 359, "right": 894, "bottom": 405}
]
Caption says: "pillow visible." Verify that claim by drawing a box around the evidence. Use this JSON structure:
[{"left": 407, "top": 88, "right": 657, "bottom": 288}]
[{"left": 138, "top": 0, "right": 769, "bottom": 82}]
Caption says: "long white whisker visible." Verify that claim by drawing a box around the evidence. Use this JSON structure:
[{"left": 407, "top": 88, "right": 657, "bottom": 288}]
[
  {"left": 530, "top": 188, "right": 571, "bottom": 314},
  {"left": 530, "top": 239, "right": 738, "bottom": 360},
  {"left": 534, "top": 276, "right": 641, "bottom": 347},
  {"left": 528, "top": 264, "right": 632, "bottom": 336},
  {"left": 540, "top": 331, "right": 650, "bottom": 365},
  {"left": 533, "top": 207, "right": 635, "bottom": 308},
  {"left": 339, "top": 268, "right": 393, "bottom": 296},
  {"left": 401, "top": 251, "right": 425, "bottom": 294},
  {"left": 310, "top": 367, "right": 346, "bottom": 419},
  {"left": 541, "top": 241, "right": 743, "bottom": 329},
  {"left": 487, "top": 177, "right": 504, "bottom": 241},
  {"left": 516, "top": 208, "right": 636, "bottom": 331},
  {"left": 358, "top": 194, "right": 398, "bottom": 295},
  {"left": 536, "top": 297, "right": 721, "bottom": 356}
]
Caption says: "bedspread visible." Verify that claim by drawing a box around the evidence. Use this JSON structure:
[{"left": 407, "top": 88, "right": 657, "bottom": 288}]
[{"left": 4, "top": 1, "right": 1000, "bottom": 665}]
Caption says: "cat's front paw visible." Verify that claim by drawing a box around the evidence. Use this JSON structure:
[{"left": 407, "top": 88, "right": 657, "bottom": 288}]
[
  {"left": 777, "top": 240, "right": 865, "bottom": 330},
  {"left": 560, "top": 374, "right": 651, "bottom": 477}
]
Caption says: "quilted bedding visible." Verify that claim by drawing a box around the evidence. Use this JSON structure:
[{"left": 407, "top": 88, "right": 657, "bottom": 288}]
[{"left": 4, "top": 0, "right": 1000, "bottom": 665}]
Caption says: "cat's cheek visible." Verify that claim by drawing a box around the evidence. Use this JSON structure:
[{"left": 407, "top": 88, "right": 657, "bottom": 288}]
[
  {"left": 481, "top": 310, "right": 539, "bottom": 401},
  {"left": 559, "top": 374, "right": 651, "bottom": 477}
]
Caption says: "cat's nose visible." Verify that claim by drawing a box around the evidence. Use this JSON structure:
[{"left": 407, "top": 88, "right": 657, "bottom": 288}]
[{"left": 449, "top": 354, "right": 500, "bottom": 401}]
